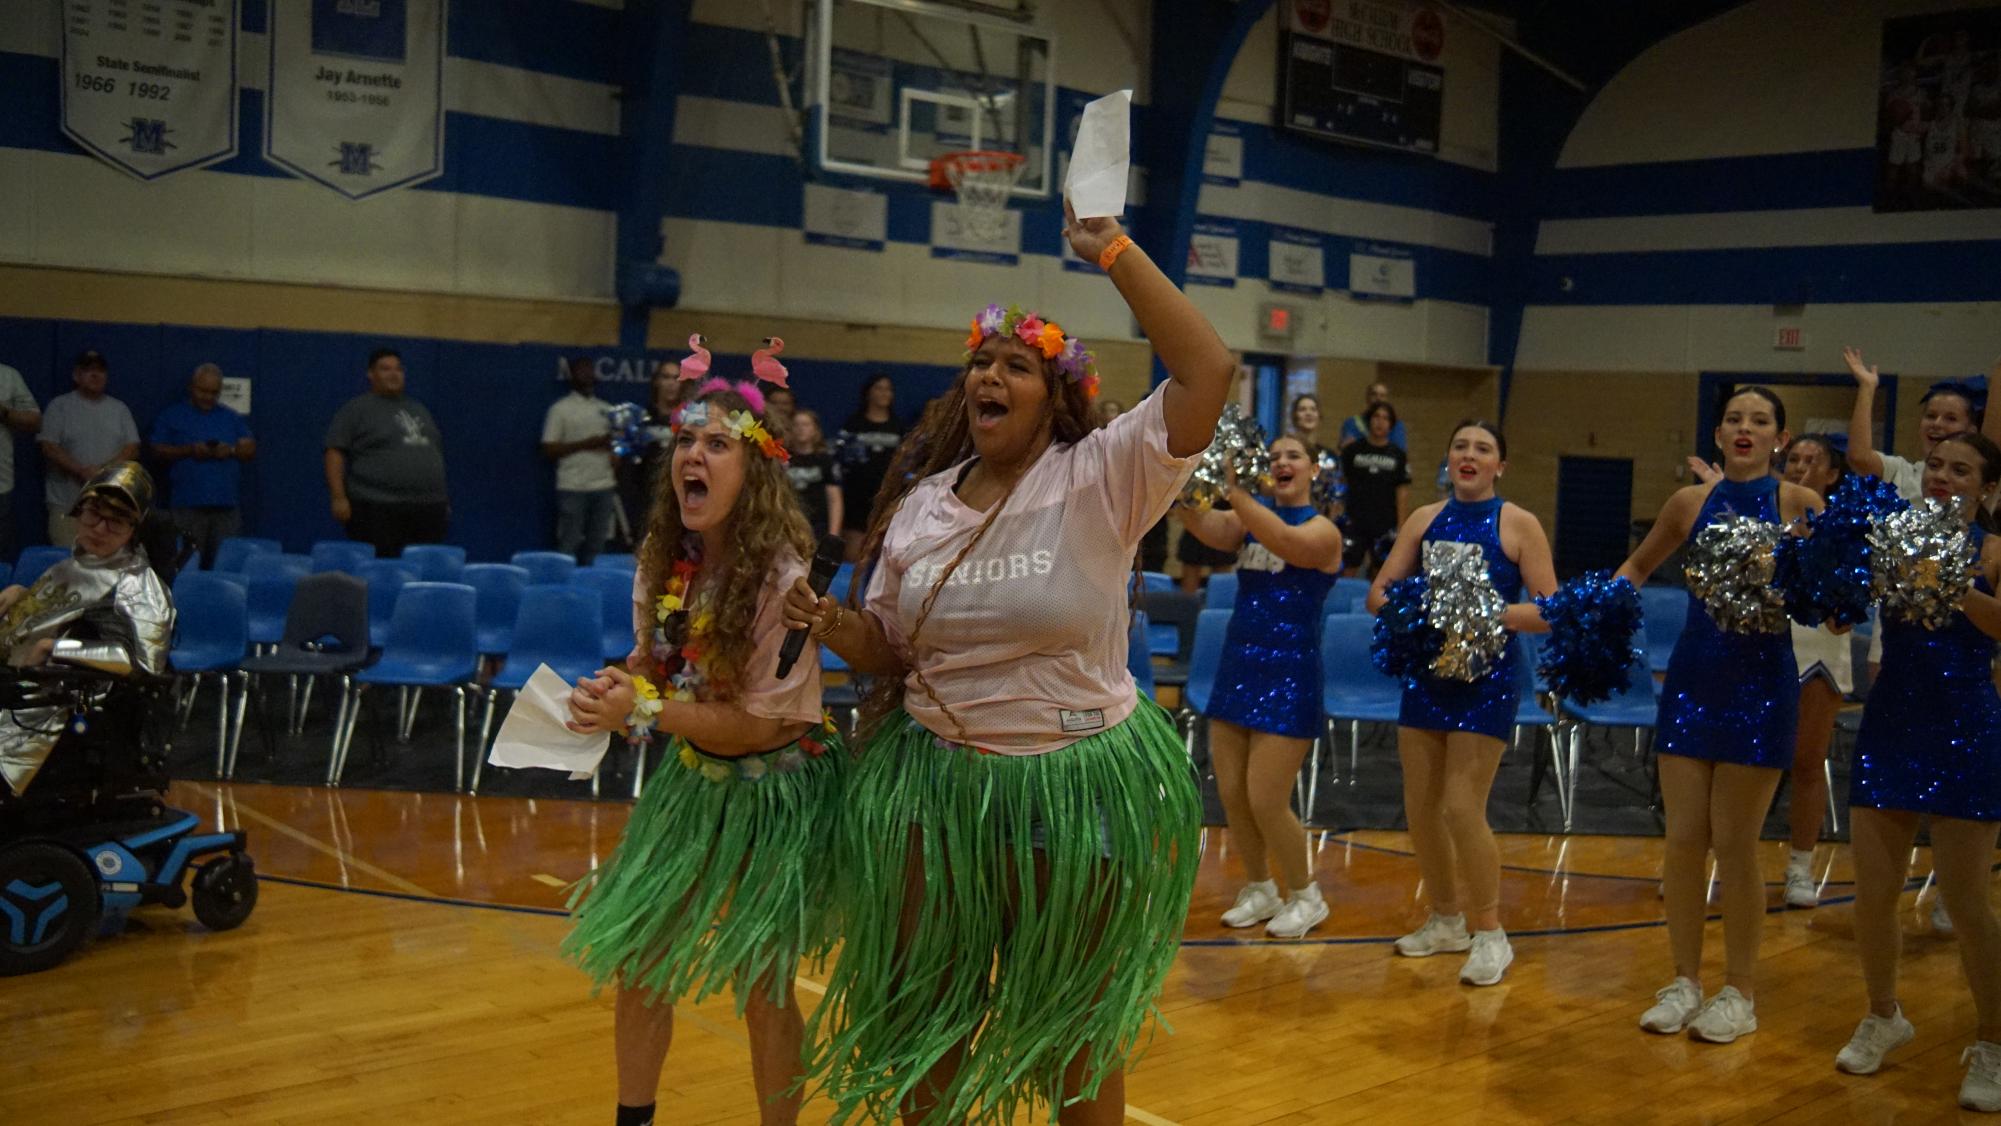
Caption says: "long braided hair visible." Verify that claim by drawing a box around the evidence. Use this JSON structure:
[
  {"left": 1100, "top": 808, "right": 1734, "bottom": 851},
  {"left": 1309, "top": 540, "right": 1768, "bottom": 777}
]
[
  {"left": 636, "top": 386, "right": 813, "bottom": 700},
  {"left": 850, "top": 349, "right": 1102, "bottom": 738}
]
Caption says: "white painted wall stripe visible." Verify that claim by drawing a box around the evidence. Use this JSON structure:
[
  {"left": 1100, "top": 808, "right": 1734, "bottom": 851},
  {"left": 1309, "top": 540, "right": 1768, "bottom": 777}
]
[{"left": 1200, "top": 180, "right": 1494, "bottom": 258}]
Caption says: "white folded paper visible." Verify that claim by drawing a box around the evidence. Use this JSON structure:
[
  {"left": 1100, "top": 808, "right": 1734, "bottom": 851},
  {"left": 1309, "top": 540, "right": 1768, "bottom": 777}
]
[
  {"left": 486, "top": 663, "right": 611, "bottom": 780},
  {"left": 1064, "top": 89, "right": 1132, "bottom": 219}
]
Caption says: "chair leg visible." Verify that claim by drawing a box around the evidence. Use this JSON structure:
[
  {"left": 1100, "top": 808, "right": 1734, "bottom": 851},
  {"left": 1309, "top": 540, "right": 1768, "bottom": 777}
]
[
  {"left": 332, "top": 682, "right": 364, "bottom": 786},
  {"left": 1563, "top": 724, "right": 1582, "bottom": 833},
  {"left": 1547, "top": 723, "right": 1570, "bottom": 828},
  {"left": 1822, "top": 757, "right": 1840, "bottom": 836},
  {"left": 326, "top": 681, "right": 352, "bottom": 785},
  {"left": 1348, "top": 720, "right": 1360, "bottom": 785},
  {"left": 285, "top": 675, "right": 299, "bottom": 732},
  {"left": 1304, "top": 735, "right": 1322, "bottom": 826},
  {"left": 208, "top": 675, "right": 228, "bottom": 779},
  {"left": 297, "top": 676, "right": 317, "bottom": 735},
  {"left": 179, "top": 675, "right": 200, "bottom": 730},
  {"left": 471, "top": 688, "right": 503, "bottom": 795},
  {"left": 226, "top": 672, "right": 250, "bottom": 779},
  {"left": 452, "top": 687, "right": 467, "bottom": 793},
  {"left": 632, "top": 740, "right": 647, "bottom": 801}
]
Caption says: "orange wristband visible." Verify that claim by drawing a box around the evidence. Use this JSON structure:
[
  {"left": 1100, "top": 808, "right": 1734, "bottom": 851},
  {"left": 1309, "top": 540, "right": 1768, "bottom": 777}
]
[{"left": 1097, "top": 235, "right": 1135, "bottom": 273}]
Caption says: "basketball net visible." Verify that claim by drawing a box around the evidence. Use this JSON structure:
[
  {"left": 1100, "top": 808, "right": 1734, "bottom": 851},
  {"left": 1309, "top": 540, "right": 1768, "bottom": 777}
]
[{"left": 933, "top": 151, "right": 1026, "bottom": 244}]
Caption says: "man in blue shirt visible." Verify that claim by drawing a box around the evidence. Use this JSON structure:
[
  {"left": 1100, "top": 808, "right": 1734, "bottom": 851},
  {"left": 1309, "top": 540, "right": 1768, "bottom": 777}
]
[
  {"left": 150, "top": 363, "right": 255, "bottom": 568},
  {"left": 1337, "top": 381, "right": 1409, "bottom": 451}
]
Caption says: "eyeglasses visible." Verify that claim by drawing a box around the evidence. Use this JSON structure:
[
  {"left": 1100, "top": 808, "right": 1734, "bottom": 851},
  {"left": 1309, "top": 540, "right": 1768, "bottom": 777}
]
[{"left": 77, "top": 504, "right": 133, "bottom": 534}]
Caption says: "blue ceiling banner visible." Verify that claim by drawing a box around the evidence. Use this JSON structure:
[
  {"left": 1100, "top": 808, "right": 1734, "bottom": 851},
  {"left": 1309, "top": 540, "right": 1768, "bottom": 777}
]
[
  {"left": 265, "top": 0, "right": 448, "bottom": 200},
  {"left": 59, "top": 0, "right": 241, "bottom": 181}
]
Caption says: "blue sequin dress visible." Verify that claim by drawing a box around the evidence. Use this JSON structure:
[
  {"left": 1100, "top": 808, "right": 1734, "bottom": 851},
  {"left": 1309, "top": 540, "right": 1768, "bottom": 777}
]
[
  {"left": 1656, "top": 476, "right": 1798, "bottom": 769},
  {"left": 1398, "top": 495, "right": 1523, "bottom": 741},
  {"left": 1851, "top": 526, "right": 2001, "bottom": 822},
  {"left": 1208, "top": 501, "right": 1337, "bottom": 739}
]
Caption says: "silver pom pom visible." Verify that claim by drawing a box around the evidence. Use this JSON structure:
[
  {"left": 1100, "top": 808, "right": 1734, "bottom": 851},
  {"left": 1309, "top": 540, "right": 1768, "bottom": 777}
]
[
  {"left": 1684, "top": 514, "right": 1787, "bottom": 634},
  {"left": 1312, "top": 450, "right": 1345, "bottom": 506},
  {"left": 1870, "top": 496, "right": 1976, "bottom": 630},
  {"left": 1180, "top": 403, "right": 1270, "bottom": 508},
  {"left": 1422, "top": 540, "right": 1509, "bottom": 681}
]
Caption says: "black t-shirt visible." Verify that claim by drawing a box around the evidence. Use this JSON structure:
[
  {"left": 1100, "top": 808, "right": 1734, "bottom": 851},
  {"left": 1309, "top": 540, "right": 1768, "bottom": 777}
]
[
  {"left": 787, "top": 451, "right": 840, "bottom": 537},
  {"left": 836, "top": 413, "right": 906, "bottom": 529},
  {"left": 1340, "top": 440, "right": 1409, "bottom": 535}
]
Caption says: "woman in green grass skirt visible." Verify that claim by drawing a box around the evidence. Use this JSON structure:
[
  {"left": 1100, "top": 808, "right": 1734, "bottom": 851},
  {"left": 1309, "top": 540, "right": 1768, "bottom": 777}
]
[
  {"left": 784, "top": 205, "right": 1236, "bottom": 1124},
  {"left": 564, "top": 375, "right": 845, "bottom": 1126}
]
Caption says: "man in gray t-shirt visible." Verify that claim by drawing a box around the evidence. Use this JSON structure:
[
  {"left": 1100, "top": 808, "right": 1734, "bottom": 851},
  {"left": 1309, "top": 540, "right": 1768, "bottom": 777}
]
[
  {"left": 323, "top": 348, "right": 449, "bottom": 557},
  {"left": 39, "top": 350, "right": 139, "bottom": 548},
  {"left": 0, "top": 361, "right": 44, "bottom": 561}
]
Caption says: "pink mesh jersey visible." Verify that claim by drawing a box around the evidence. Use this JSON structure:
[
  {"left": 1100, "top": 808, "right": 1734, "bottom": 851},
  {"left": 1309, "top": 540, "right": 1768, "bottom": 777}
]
[
  {"left": 864, "top": 385, "right": 1197, "bottom": 754},
  {"left": 631, "top": 554, "right": 824, "bottom": 725}
]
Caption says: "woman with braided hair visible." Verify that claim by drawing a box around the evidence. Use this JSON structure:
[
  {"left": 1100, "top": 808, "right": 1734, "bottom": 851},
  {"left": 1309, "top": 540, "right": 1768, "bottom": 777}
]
[{"left": 783, "top": 204, "right": 1234, "bottom": 1124}]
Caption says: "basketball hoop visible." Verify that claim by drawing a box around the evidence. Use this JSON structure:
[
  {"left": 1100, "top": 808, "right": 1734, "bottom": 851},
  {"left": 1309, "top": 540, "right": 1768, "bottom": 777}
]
[{"left": 930, "top": 150, "right": 1026, "bottom": 243}]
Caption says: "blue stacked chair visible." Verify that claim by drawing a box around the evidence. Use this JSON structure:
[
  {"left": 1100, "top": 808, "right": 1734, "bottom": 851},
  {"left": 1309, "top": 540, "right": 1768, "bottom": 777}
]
[
  {"left": 592, "top": 553, "right": 637, "bottom": 573},
  {"left": 14, "top": 545, "right": 70, "bottom": 589},
  {"left": 572, "top": 568, "right": 640, "bottom": 662},
  {"left": 1510, "top": 634, "right": 1567, "bottom": 821},
  {"left": 511, "top": 550, "right": 577, "bottom": 586},
  {"left": 356, "top": 560, "right": 419, "bottom": 649},
  {"left": 210, "top": 536, "right": 281, "bottom": 574},
  {"left": 0, "top": 561, "right": 11, "bottom": 588},
  {"left": 1555, "top": 656, "right": 1660, "bottom": 832},
  {"left": 1203, "top": 571, "right": 1238, "bottom": 611},
  {"left": 168, "top": 572, "right": 250, "bottom": 779},
  {"left": 1332, "top": 575, "right": 1370, "bottom": 612},
  {"left": 1178, "top": 608, "right": 1231, "bottom": 758},
  {"left": 1140, "top": 570, "right": 1175, "bottom": 594},
  {"left": 243, "top": 553, "right": 313, "bottom": 647},
  {"left": 400, "top": 544, "right": 466, "bottom": 583},
  {"left": 236, "top": 572, "right": 371, "bottom": 781},
  {"left": 1127, "top": 610, "right": 1156, "bottom": 698},
  {"left": 1320, "top": 613, "right": 1404, "bottom": 787},
  {"left": 310, "top": 540, "right": 375, "bottom": 575},
  {"left": 463, "top": 563, "right": 530, "bottom": 656},
  {"left": 1641, "top": 584, "right": 1687, "bottom": 673},
  {"left": 329, "top": 582, "right": 480, "bottom": 790},
  {"left": 473, "top": 585, "right": 607, "bottom": 795}
]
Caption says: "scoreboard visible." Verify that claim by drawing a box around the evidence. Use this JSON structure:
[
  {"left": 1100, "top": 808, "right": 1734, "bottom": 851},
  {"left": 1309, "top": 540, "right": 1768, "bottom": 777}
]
[{"left": 1277, "top": 0, "right": 1445, "bottom": 157}]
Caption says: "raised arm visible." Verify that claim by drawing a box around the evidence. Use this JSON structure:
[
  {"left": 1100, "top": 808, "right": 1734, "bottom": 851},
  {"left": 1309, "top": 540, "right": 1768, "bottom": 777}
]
[
  {"left": 1228, "top": 489, "right": 1340, "bottom": 571},
  {"left": 1061, "top": 201, "right": 1233, "bottom": 458},
  {"left": 1844, "top": 346, "right": 1887, "bottom": 478},
  {"left": 1177, "top": 502, "right": 1246, "bottom": 553}
]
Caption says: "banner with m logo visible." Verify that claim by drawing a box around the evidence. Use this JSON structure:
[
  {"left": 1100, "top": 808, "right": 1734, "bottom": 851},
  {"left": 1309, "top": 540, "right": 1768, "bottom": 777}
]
[{"left": 60, "top": 0, "right": 240, "bottom": 181}]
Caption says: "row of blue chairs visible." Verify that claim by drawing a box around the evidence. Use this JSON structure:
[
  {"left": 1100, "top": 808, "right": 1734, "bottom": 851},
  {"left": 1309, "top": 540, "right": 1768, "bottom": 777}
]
[{"left": 9, "top": 538, "right": 638, "bottom": 593}]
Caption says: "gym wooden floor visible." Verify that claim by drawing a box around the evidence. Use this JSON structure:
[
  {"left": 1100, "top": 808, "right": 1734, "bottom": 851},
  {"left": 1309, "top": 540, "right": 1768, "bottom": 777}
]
[{"left": 4, "top": 781, "right": 1996, "bottom": 1125}]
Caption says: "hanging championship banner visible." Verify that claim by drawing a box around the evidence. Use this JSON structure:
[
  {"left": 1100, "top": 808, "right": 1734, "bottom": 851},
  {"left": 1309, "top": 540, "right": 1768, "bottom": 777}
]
[
  {"left": 265, "top": 0, "right": 447, "bottom": 200},
  {"left": 59, "top": 0, "right": 241, "bottom": 181}
]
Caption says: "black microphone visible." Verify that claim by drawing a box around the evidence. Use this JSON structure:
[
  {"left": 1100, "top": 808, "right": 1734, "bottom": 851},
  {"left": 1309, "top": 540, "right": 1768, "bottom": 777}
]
[{"left": 777, "top": 534, "right": 848, "bottom": 679}]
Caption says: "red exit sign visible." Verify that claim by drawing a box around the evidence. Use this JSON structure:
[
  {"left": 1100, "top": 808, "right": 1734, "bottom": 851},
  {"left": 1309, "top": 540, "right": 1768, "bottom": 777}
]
[{"left": 1774, "top": 326, "right": 1806, "bottom": 350}]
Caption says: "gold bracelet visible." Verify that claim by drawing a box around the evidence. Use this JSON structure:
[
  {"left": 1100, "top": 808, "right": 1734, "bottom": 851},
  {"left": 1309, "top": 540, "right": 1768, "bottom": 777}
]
[
  {"left": 1098, "top": 234, "right": 1135, "bottom": 273},
  {"left": 811, "top": 603, "right": 844, "bottom": 639}
]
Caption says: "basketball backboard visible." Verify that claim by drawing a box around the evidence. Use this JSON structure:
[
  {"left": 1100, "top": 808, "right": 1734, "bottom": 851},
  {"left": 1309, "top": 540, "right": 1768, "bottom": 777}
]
[{"left": 809, "top": 0, "right": 1056, "bottom": 197}]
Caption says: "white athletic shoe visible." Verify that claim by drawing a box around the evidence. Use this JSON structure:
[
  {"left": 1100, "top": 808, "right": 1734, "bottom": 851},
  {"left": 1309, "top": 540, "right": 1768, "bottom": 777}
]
[
  {"left": 1933, "top": 896, "right": 1956, "bottom": 937},
  {"left": 1394, "top": 913, "right": 1471, "bottom": 958},
  {"left": 1640, "top": 977, "right": 1703, "bottom": 1034},
  {"left": 1835, "top": 1008, "right": 1915, "bottom": 1075},
  {"left": 1458, "top": 929, "right": 1513, "bottom": 986},
  {"left": 1220, "top": 880, "right": 1282, "bottom": 928},
  {"left": 1688, "top": 986, "right": 1758, "bottom": 1044},
  {"left": 1961, "top": 1041, "right": 2001, "bottom": 1112},
  {"left": 1265, "top": 884, "right": 1329, "bottom": 939},
  {"left": 1784, "top": 862, "right": 1819, "bottom": 909}
]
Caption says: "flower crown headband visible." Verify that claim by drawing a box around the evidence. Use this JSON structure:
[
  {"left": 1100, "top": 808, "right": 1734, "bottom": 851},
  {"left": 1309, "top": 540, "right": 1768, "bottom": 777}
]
[
  {"left": 964, "top": 304, "right": 1100, "bottom": 400},
  {"left": 670, "top": 333, "right": 789, "bottom": 462}
]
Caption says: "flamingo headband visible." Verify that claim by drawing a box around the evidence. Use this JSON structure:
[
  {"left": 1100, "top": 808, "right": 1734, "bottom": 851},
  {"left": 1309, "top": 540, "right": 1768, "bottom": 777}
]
[{"left": 671, "top": 334, "right": 790, "bottom": 462}]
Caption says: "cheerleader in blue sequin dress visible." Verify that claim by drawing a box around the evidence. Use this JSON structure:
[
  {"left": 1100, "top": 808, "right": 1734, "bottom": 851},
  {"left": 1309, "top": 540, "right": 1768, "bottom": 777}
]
[
  {"left": 1836, "top": 433, "right": 2001, "bottom": 1112},
  {"left": 1183, "top": 436, "right": 1342, "bottom": 938},
  {"left": 1617, "top": 387, "right": 1822, "bottom": 1047},
  {"left": 1367, "top": 421, "right": 1556, "bottom": 988}
]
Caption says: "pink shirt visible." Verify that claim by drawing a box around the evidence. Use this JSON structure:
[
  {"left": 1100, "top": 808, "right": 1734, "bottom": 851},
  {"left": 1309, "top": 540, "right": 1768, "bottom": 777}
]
[
  {"left": 632, "top": 553, "right": 823, "bottom": 725},
  {"left": 865, "top": 384, "right": 1197, "bottom": 754}
]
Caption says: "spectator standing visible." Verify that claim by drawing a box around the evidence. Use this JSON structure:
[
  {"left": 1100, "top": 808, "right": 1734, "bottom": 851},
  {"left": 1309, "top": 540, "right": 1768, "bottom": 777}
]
[
  {"left": 1339, "top": 381, "right": 1409, "bottom": 451},
  {"left": 783, "top": 408, "right": 843, "bottom": 540},
  {"left": 541, "top": 358, "right": 617, "bottom": 564},
  {"left": 1340, "top": 402, "right": 1411, "bottom": 575},
  {"left": 39, "top": 350, "right": 139, "bottom": 548},
  {"left": 323, "top": 347, "right": 449, "bottom": 557},
  {"left": 835, "top": 372, "right": 906, "bottom": 558},
  {"left": 0, "top": 359, "right": 43, "bottom": 561},
  {"left": 150, "top": 363, "right": 256, "bottom": 569}
]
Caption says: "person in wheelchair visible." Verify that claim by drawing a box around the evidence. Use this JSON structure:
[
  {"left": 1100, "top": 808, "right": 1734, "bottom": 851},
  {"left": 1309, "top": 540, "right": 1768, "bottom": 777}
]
[{"left": 0, "top": 463, "right": 174, "bottom": 797}]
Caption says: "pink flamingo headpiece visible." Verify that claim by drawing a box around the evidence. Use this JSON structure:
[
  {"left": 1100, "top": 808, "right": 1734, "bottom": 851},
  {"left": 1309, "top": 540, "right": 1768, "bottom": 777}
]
[{"left": 670, "top": 334, "right": 790, "bottom": 462}]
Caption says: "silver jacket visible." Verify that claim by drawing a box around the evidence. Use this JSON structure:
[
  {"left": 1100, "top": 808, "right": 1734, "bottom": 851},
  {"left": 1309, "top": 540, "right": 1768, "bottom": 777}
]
[{"left": 0, "top": 547, "right": 174, "bottom": 795}]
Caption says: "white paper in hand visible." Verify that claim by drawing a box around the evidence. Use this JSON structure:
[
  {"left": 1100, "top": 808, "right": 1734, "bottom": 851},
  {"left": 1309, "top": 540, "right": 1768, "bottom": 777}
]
[
  {"left": 1064, "top": 89, "right": 1132, "bottom": 219},
  {"left": 487, "top": 663, "right": 612, "bottom": 780}
]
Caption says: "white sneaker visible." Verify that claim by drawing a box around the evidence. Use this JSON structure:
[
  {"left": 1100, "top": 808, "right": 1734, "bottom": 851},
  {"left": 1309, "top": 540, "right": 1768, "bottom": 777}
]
[
  {"left": 1962, "top": 1041, "right": 2001, "bottom": 1112},
  {"left": 1265, "top": 885, "right": 1329, "bottom": 939},
  {"left": 1784, "top": 863, "right": 1819, "bottom": 909},
  {"left": 1640, "top": 977, "right": 1703, "bottom": 1034},
  {"left": 1933, "top": 896, "right": 1956, "bottom": 936},
  {"left": 1688, "top": 986, "right": 1758, "bottom": 1043},
  {"left": 1835, "top": 1008, "right": 1915, "bottom": 1075},
  {"left": 1458, "top": 929, "right": 1513, "bottom": 986},
  {"left": 1394, "top": 913, "right": 1471, "bottom": 957},
  {"left": 1220, "top": 880, "right": 1281, "bottom": 928}
]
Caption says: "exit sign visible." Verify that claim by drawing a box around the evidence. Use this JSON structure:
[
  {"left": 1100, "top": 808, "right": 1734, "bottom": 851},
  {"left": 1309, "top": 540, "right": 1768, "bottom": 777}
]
[
  {"left": 1774, "top": 326, "right": 1806, "bottom": 350},
  {"left": 1258, "top": 302, "right": 1296, "bottom": 345}
]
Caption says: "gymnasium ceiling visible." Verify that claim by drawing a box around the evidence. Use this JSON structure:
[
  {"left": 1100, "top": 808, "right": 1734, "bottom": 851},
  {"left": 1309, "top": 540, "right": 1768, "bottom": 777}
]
[{"left": 1457, "top": 0, "right": 1755, "bottom": 89}]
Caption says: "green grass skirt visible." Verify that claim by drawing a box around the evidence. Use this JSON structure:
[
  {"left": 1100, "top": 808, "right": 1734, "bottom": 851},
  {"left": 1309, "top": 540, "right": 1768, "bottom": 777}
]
[
  {"left": 805, "top": 700, "right": 1202, "bottom": 1123},
  {"left": 562, "top": 728, "right": 846, "bottom": 1013}
]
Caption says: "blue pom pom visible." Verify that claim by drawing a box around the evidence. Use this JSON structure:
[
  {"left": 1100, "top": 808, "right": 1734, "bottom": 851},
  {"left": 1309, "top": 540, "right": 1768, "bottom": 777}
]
[
  {"left": 1533, "top": 572, "right": 1643, "bottom": 705},
  {"left": 1775, "top": 474, "right": 1908, "bottom": 628},
  {"left": 1370, "top": 576, "right": 1440, "bottom": 683}
]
